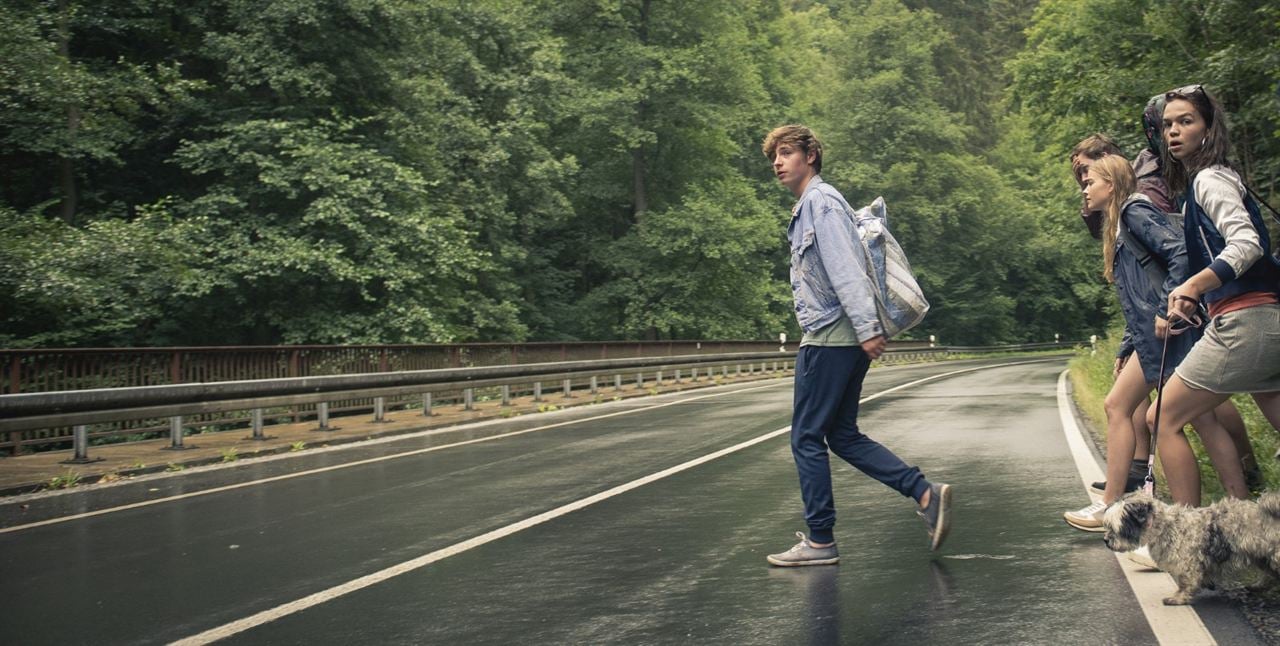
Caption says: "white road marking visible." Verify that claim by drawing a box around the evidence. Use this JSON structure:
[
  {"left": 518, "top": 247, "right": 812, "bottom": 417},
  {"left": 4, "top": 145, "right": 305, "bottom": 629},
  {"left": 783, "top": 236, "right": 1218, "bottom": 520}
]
[
  {"left": 0, "top": 380, "right": 789, "bottom": 535},
  {"left": 1056, "top": 370, "right": 1216, "bottom": 646},
  {"left": 170, "top": 359, "right": 1049, "bottom": 644}
]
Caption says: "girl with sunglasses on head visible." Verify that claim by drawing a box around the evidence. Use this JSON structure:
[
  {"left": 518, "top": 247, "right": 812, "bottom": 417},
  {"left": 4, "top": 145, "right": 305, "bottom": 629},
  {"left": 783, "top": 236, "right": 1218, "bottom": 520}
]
[
  {"left": 1152, "top": 84, "right": 1280, "bottom": 506},
  {"left": 1063, "top": 154, "right": 1249, "bottom": 532}
]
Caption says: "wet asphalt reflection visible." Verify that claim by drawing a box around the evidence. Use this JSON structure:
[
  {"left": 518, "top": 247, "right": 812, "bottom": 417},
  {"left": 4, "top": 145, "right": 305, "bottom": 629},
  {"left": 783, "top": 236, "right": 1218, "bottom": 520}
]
[{"left": 1, "top": 358, "right": 1162, "bottom": 644}]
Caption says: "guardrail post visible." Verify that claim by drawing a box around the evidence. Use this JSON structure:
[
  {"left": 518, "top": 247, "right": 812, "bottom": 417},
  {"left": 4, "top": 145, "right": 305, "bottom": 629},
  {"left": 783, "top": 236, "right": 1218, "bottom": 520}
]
[
  {"left": 373, "top": 397, "right": 386, "bottom": 422},
  {"left": 690, "top": 367, "right": 698, "bottom": 381},
  {"left": 534, "top": 381, "right": 542, "bottom": 402},
  {"left": 656, "top": 370, "right": 663, "bottom": 386},
  {"left": 162, "top": 416, "right": 192, "bottom": 450},
  {"left": 562, "top": 378, "right": 572, "bottom": 398},
  {"left": 674, "top": 369, "right": 681, "bottom": 383},
  {"left": 464, "top": 388, "right": 474, "bottom": 411},
  {"left": 314, "top": 402, "right": 336, "bottom": 431},
  {"left": 246, "top": 408, "right": 271, "bottom": 440},
  {"left": 614, "top": 374, "right": 622, "bottom": 391},
  {"left": 501, "top": 384, "right": 511, "bottom": 406},
  {"left": 590, "top": 376, "right": 598, "bottom": 394},
  {"left": 61, "top": 425, "right": 102, "bottom": 464},
  {"left": 422, "top": 393, "right": 434, "bottom": 416},
  {"left": 636, "top": 373, "right": 643, "bottom": 389},
  {"left": 73, "top": 424, "right": 89, "bottom": 461}
]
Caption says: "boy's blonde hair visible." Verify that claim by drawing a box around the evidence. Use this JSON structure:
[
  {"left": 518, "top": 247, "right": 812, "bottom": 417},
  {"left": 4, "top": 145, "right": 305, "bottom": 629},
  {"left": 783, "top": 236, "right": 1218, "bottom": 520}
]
[{"left": 762, "top": 125, "right": 823, "bottom": 174}]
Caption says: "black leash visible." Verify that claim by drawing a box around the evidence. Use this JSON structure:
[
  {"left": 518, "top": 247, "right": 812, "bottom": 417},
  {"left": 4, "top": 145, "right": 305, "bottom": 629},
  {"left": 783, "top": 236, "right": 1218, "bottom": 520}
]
[{"left": 1143, "top": 302, "right": 1201, "bottom": 496}]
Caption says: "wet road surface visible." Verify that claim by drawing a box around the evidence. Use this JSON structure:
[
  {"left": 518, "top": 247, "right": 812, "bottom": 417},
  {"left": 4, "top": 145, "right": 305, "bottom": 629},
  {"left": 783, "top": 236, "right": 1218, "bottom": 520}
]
[{"left": 0, "top": 358, "right": 1212, "bottom": 644}]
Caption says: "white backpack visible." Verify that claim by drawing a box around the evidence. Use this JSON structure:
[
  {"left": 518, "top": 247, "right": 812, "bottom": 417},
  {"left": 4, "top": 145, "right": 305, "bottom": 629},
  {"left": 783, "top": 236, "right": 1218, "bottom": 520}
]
[
  {"left": 825, "top": 193, "right": 929, "bottom": 338},
  {"left": 854, "top": 197, "right": 929, "bottom": 338}
]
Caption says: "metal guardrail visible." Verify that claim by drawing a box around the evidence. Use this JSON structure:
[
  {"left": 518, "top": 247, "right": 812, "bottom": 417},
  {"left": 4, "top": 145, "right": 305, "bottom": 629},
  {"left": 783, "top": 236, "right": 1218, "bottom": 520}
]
[
  {"left": 0, "top": 351, "right": 805, "bottom": 460},
  {"left": 0, "top": 341, "right": 1080, "bottom": 460},
  {"left": 2, "top": 340, "right": 940, "bottom": 395}
]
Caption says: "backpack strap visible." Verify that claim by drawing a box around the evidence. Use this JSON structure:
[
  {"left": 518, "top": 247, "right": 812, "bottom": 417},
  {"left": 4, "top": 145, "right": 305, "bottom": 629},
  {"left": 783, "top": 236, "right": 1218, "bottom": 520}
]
[
  {"left": 1244, "top": 184, "right": 1280, "bottom": 226},
  {"left": 1117, "top": 195, "right": 1168, "bottom": 291}
]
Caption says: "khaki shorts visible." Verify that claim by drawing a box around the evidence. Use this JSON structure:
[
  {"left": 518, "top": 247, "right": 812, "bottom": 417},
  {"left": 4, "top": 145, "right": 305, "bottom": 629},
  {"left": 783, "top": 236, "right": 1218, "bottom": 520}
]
[{"left": 1175, "top": 303, "right": 1280, "bottom": 394}]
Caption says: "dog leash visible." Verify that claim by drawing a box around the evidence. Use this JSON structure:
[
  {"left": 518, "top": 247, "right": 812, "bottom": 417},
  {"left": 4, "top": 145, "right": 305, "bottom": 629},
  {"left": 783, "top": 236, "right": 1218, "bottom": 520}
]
[{"left": 1143, "top": 301, "right": 1201, "bottom": 496}]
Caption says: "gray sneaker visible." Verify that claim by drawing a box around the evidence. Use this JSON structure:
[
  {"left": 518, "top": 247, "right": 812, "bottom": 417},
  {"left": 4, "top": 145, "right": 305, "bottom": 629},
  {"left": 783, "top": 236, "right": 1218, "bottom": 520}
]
[
  {"left": 917, "top": 483, "right": 952, "bottom": 551},
  {"left": 766, "top": 531, "right": 839, "bottom": 566}
]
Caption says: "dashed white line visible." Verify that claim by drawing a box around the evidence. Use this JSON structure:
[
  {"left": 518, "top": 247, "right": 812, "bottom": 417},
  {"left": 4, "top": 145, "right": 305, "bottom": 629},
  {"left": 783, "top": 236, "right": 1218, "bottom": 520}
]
[{"left": 170, "top": 359, "right": 1049, "bottom": 644}]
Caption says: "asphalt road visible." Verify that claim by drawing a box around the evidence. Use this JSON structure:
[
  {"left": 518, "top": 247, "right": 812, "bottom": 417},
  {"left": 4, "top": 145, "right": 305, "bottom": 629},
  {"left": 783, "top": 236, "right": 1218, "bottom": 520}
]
[{"left": 0, "top": 357, "right": 1254, "bottom": 645}]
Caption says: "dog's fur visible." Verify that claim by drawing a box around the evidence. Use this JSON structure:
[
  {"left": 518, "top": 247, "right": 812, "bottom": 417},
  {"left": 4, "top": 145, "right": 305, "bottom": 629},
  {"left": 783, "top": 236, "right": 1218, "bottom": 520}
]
[{"left": 1102, "top": 492, "right": 1280, "bottom": 605}]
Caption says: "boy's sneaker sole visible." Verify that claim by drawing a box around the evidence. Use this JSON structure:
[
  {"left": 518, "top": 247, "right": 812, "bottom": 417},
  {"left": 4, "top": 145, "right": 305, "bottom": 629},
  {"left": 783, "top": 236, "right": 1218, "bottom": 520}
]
[
  {"left": 766, "top": 532, "right": 840, "bottom": 566},
  {"left": 766, "top": 555, "right": 839, "bottom": 567}
]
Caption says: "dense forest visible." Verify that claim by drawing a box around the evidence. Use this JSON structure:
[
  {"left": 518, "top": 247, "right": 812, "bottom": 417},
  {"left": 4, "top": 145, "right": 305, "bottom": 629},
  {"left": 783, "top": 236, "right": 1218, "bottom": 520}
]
[{"left": 2, "top": 0, "right": 1277, "bottom": 347}]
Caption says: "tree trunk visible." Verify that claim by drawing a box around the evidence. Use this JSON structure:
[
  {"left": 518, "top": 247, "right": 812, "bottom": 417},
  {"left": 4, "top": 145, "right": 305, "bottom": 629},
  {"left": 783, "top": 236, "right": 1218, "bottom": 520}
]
[
  {"left": 630, "top": 0, "right": 652, "bottom": 222},
  {"left": 631, "top": 147, "right": 647, "bottom": 219},
  {"left": 57, "top": 0, "right": 79, "bottom": 225}
]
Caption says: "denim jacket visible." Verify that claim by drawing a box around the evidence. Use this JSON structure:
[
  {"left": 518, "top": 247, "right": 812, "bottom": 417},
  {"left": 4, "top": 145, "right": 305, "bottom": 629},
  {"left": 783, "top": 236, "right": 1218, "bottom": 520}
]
[
  {"left": 1114, "top": 196, "right": 1199, "bottom": 383},
  {"left": 787, "top": 176, "right": 883, "bottom": 341}
]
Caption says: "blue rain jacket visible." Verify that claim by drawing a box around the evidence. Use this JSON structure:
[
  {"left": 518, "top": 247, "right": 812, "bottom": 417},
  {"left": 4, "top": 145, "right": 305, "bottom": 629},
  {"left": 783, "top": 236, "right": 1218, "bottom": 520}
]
[{"left": 1114, "top": 196, "right": 1199, "bottom": 383}]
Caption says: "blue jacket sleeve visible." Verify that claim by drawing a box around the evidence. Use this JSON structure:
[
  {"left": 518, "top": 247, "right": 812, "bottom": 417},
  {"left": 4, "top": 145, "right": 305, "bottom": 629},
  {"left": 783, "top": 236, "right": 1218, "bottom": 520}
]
[
  {"left": 1117, "top": 329, "right": 1134, "bottom": 360},
  {"left": 1123, "top": 203, "right": 1188, "bottom": 319}
]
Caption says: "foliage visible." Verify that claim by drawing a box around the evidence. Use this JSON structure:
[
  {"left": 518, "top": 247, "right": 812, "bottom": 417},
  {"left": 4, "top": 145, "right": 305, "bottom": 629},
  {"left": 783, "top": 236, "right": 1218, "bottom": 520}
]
[
  {"left": 47, "top": 469, "right": 81, "bottom": 490},
  {"left": 2, "top": 0, "right": 1275, "bottom": 348}
]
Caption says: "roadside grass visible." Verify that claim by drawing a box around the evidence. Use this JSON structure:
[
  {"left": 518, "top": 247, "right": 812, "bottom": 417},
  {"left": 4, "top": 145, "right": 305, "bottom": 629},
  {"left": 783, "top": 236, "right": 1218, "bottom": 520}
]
[{"left": 1068, "top": 331, "right": 1278, "bottom": 501}]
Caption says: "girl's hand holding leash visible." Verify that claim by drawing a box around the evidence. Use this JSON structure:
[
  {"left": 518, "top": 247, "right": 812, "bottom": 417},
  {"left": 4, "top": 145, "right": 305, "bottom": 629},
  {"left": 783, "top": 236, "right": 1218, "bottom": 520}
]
[
  {"left": 1156, "top": 302, "right": 1201, "bottom": 339},
  {"left": 1166, "top": 269, "right": 1221, "bottom": 326}
]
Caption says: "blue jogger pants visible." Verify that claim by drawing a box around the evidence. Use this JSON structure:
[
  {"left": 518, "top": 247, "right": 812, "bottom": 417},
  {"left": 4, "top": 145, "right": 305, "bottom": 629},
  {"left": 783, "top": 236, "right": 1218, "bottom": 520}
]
[{"left": 791, "top": 344, "right": 929, "bottom": 544}]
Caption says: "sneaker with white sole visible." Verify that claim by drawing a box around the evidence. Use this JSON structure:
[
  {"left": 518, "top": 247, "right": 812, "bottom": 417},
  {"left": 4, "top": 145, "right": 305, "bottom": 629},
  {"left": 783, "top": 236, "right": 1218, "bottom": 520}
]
[
  {"left": 1126, "top": 545, "right": 1159, "bottom": 570},
  {"left": 917, "top": 482, "right": 953, "bottom": 551},
  {"left": 1064, "top": 500, "right": 1108, "bottom": 532},
  {"left": 767, "top": 532, "right": 839, "bottom": 567}
]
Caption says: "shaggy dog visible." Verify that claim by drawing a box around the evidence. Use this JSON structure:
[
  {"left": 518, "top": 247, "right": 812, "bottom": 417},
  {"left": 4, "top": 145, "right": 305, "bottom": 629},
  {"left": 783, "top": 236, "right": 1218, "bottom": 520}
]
[{"left": 1102, "top": 492, "right": 1280, "bottom": 605}]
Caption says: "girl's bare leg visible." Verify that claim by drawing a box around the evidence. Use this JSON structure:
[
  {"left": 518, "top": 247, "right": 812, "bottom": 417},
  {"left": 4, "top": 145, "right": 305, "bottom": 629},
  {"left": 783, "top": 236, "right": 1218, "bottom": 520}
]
[
  {"left": 1188, "top": 411, "right": 1248, "bottom": 499},
  {"left": 1212, "top": 400, "right": 1257, "bottom": 476},
  {"left": 1149, "top": 376, "right": 1230, "bottom": 506},
  {"left": 1103, "top": 359, "right": 1153, "bottom": 504},
  {"left": 1130, "top": 397, "right": 1151, "bottom": 459},
  {"left": 1249, "top": 391, "right": 1280, "bottom": 431}
]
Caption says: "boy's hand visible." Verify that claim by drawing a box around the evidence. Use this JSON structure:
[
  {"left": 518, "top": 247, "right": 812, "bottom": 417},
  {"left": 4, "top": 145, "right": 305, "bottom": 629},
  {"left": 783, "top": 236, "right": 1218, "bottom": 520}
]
[{"left": 860, "top": 335, "right": 886, "bottom": 360}]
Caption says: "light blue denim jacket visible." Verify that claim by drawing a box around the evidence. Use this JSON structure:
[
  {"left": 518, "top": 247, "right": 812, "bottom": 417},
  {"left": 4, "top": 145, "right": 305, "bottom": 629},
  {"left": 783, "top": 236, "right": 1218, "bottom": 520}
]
[{"left": 788, "top": 175, "right": 883, "bottom": 341}]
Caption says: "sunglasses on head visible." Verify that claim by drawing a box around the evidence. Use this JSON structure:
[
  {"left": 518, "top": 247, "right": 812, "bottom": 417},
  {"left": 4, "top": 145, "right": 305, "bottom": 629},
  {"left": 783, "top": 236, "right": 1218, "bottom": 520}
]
[{"left": 1164, "top": 84, "right": 1204, "bottom": 100}]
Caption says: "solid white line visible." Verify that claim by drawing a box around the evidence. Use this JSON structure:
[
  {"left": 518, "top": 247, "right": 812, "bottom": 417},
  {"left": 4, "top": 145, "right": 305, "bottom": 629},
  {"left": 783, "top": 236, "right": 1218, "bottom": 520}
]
[
  {"left": 1055, "top": 370, "right": 1216, "bottom": 646},
  {"left": 170, "top": 358, "right": 1053, "bottom": 645}
]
